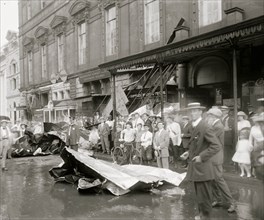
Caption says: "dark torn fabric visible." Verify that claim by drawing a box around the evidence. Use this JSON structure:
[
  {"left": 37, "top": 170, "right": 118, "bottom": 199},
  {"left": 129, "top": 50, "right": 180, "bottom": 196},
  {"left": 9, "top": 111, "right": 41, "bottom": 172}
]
[
  {"left": 11, "top": 130, "right": 65, "bottom": 157},
  {"left": 49, "top": 148, "right": 186, "bottom": 196}
]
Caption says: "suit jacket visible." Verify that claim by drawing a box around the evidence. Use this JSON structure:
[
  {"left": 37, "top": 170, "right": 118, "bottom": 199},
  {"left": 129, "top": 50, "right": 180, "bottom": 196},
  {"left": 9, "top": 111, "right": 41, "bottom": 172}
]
[
  {"left": 181, "top": 122, "right": 192, "bottom": 149},
  {"left": 210, "top": 120, "right": 224, "bottom": 165},
  {"left": 98, "top": 123, "right": 110, "bottom": 137},
  {"left": 153, "top": 129, "right": 170, "bottom": 157},
  {"left": 186, "top": 119, "right": 221, "bottom": 182},
  {"left": 66, "top": 124, "right": 80, "bottom": 146}
]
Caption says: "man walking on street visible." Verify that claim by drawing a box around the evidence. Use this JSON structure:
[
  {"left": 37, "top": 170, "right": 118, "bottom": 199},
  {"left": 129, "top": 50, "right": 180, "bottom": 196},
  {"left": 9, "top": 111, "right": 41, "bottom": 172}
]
[
  {"left": 66, "top": 116, "right": 80, "bottom": 151},
  {"left": 0, "top": 119, "right": 12, "bottom": 171},
  {"left": 181, "top": 103, "right": 221, "bottom": 219},
  {"left": 206, "top": 108, "right": 236, "bottom": 213},
  {"left": 180, "top": 115, "right": 192, "bottom": 168}
]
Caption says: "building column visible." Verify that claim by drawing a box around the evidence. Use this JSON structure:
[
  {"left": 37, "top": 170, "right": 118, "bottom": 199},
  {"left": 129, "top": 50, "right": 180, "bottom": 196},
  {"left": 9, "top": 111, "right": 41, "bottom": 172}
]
[
  {"left": 233, "top": 48, "right": 238, "bottom": 141},
  {"left": 159, "top": 63, "right": 164, "bottom": 120},
  {"left": 177, "top": 63, "right": 187, "bottom": 108},
  {"left": 111, "top": 71, "right": 117, "bottom": 148}
]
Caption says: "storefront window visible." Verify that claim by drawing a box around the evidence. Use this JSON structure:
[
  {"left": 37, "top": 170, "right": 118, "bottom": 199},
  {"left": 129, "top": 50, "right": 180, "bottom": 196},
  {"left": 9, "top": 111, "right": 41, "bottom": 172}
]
[{"left": 78, "top": 22, "right": 86, "bottom": 65}]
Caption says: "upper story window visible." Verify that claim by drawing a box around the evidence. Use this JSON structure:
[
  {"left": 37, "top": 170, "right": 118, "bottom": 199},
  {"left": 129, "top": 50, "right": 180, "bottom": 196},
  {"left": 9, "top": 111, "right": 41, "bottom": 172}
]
[
  {"left": 27, "top": 0, "right": 31, "bottom": 20},
  {"left": 198, "top": 0, "right": 222, "bottom": 27},
  {"left": 11, "top": 78, "right": 17, "bottom": 90},
  {"left": 40, "top": 0, "right": 47, "bottom": 9},
  {"left": 105, "top": 5, "right": 117, "bottom": 56},
  {"left": 144, "top": 0, "right": 160, "bottom": 45},
  {"left": 27, "top": 51, "right": 33, "bottom": 83},
  {"left": 41, "top": 44, "right": 47, "bottom": 79},
  {"left": 57, "top": 34, "right": 64, "bottom": 72},
  {"left": 10, "top": 61, "right": 17, "bottom": 75},
  {"left": 78, "top": 22, "right": 86, "bottom": 65}
]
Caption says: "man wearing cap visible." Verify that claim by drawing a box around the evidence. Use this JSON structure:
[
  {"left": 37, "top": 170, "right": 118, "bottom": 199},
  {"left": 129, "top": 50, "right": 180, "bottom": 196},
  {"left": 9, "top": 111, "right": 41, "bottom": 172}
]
[
  {"left": 65, "top": 117, "right": 80, "bottom": 151},
  {"left": 207, "top": 108, "right": 236, "bottom": 213},
  {"left": 98, "top": 117, "right": 110, "bottom": 154},
  {"left": 153, "top": 121, "right": 170, "bottom": 169},
  {"left": 181, "top": 103, "right": 221, "bottom": 219},
  {"left": 0, "top": 119, "right": 12, "bottom": 171}
]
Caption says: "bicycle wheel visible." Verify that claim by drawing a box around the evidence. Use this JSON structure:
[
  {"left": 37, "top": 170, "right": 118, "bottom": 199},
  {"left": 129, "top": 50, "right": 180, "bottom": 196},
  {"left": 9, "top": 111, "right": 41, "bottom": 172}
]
[
  {"left": 112, "top": 147, "right": 124, "bottom": 164},
  {"left": 130, "top": 148, "right": 142, "bottom": 165}
]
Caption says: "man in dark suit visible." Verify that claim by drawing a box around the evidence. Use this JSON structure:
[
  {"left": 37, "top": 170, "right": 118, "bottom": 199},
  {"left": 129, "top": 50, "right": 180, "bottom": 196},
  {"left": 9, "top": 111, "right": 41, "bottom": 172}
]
[
  {"left": 65, "top": 117, "right": 80, "bottom": 151},
  {"left": 207, "top": 108, "right": 236, "bottom": 213},
  {"left": 181, "top": 103, "right": 221, "bottom": 219},
  {"left": 181, "top": 115, "right": 192, "bottom": 168},
  {"left": 153, "top": 121, "right": 170, "bottom": 169}
]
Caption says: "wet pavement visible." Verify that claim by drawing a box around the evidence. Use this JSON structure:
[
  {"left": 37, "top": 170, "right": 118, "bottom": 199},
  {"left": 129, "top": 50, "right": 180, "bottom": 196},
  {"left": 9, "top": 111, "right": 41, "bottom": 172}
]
[{"left": 0, "top": 155, "right": 263, "bottom": 220}]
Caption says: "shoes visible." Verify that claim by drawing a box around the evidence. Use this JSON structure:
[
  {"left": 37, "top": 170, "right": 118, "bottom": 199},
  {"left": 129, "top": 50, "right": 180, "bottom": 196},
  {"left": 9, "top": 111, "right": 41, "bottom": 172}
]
[
  {"left": 227, "top": 204, "right": 236, "bottom": 213},
  {"left": 2, "top": 167, "right": 8, "bottom": 171},
  {"left": 194, "top": 215, "right": 201, "bottom": 220},
  {"left": 240, "top": 173, "right": 245, "bottom": 177},
  {"left": 212, "top": 201, "right": 222, "bottom": 207}
]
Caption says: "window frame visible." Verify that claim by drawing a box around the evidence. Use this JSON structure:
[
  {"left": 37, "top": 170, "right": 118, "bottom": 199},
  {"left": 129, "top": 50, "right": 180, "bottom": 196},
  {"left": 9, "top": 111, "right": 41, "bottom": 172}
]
[
  {"left": 27, "top": 51, "right": 33, "bottom": 83},
  {"left": 198, "top": 0, "right": 222, "bottom": 27},
  {"left": 78, "top": 22, "right": 86, "bottom": 65},
  {"left": 105, "top": 5, "right": 117, "bottom": 56},
  {"left": 57, "top": 34, "right": 64, "bottom": 72},
  {"left": 41, "top": 44, "right": 47, "bottom": 79},
  {"left": 144, "top": 0, "right": 160, "bottom": 45}
]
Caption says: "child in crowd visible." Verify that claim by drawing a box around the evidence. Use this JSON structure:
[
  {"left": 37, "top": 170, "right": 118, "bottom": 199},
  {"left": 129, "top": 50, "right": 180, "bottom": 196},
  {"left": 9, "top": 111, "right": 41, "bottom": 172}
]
[{"left": 232, "top": 128, "right": 253, "bottom": 177}]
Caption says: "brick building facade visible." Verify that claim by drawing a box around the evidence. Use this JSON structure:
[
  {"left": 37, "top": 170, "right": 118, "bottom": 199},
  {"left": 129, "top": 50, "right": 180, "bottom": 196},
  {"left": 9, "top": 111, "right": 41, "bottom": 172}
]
[{"left": 18, "top": 0, "right": 264, "bottom": 122}]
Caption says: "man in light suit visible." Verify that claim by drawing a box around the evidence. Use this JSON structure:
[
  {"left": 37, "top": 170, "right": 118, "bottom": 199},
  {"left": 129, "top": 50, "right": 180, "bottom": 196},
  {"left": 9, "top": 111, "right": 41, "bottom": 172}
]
[
  {"left": 181, "top": 103, "right": 221, "bottom": 219},
  {"left": 65, "top": 117, "right": 80, "bottom": 151},
  {"left": 207, "top": 108, "right": 236, "bottom": 213},
  {"left": 0, "top": 119, "right": 12, "bottom": 171},
  {"left": 98, "top": 117, "right": 110, "bottom": 154},
  {"left": 153, "top": 121, "right": 170, "bottom": 169}
]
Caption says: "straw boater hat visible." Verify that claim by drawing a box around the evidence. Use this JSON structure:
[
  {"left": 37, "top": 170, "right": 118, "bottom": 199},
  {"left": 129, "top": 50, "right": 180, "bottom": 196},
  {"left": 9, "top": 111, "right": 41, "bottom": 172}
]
[
  {"left": 220, "top": 106, "right": 229, "bottom": 111},
  {"left": 185, "top": 102, "right": 206, "bottom": 110},
  {"left": 237, "top": 111, "right": 247, "bottom": 119},
  {"left": 0, "top": 119, "right": 10, "bottom": 124},
  {"left": 182, "top": 115, "right": 189, "bottom": 120},
  {"left": 207, "top": 108, "right": 223, "bottom": 118},
  {"left": 252, "top": 112, "right": 264, "bottom": 122}
]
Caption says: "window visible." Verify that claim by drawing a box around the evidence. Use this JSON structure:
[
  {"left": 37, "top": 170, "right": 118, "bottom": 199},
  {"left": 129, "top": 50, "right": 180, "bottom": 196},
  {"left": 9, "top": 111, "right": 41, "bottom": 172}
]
[
  {"left": 41, "top": 44, "right": 47, "bottom": 79},
  {"left": 78, "top": 22, "right": 86, "bottom": 65},
  {"left": 144, "top": 0, "right": 160, "bottom": 45},
  {"left": 11, "top": 78, "right": 17, "bottom": 90},
  {"left": 105, "top": 6, "right": 117, "bottom": 56},
  {"left": 198, "top": 0, "right": 222, "bottom": 27},
  {"left": 60, "top": 91, "right": 64, "bottom": 100},
  {"left": 27, "top": 0, "right": 31, "bottom": 20},
  {"left": 53, "top": 92, "right": 58, "bottom": 100},
  {"left": 28, "top": 51, "right": 33, "bottom": 83},
  {"left": 10, "top": 62, "right": 17, "bottom": 75},
  {"left": 57, "top": 34, "right": 64, "bottom": 72},
  {"left": 40, "top": 0, "right": 46, "bottom": 9}
]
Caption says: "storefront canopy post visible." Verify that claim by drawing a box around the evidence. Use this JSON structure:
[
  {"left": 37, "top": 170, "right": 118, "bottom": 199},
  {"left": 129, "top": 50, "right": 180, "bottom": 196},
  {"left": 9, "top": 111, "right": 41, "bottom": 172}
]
[
  {"left": 159, "top": 63, "right": 164, "bottom": 120},
  {"left": 111, "top": 71, "right": 117, "bottom": 148},
  {"left": 233, "top": 47, "right": 238, "bottom": 141}
]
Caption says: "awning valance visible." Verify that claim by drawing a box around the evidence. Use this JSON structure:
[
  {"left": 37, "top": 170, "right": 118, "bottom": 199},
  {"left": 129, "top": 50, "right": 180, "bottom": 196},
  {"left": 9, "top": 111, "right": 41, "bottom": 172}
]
[
  {"left": 78, "top": 68, "right": 111, "bottom": 84},
  {"left": 99, "top": 15, "right": 264, "bottom": 71}
]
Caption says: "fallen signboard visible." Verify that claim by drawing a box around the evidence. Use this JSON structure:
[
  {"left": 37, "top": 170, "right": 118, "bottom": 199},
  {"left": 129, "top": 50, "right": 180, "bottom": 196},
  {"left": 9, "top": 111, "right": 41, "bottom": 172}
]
[{"left": 49, "top": 148, "right": 186, "bottom": 196}]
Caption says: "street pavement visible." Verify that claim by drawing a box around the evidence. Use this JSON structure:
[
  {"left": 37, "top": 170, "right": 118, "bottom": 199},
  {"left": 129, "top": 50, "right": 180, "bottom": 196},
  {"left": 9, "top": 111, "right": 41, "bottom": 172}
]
[{"left": 0, "top": 154, "right": 263, "bottom": 220}]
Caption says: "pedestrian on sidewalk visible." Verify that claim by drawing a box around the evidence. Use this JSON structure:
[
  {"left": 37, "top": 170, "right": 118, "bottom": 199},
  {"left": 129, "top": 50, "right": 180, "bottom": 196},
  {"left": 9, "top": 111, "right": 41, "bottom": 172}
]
[
  {"left": 65, "top": 116, "right": 80, "bottom": 151},
  {"left": 98, "top": 117, "right": 110, "bottom": 154},
  {"left": 180, "top": 103, "right": 221, "bottom": 220},
  {"left": 180, "top": 115, "right": 192, "bottom": 168},
  {"left": 207, "top": 108, "right": 236, "bottom": 213},
  {"left": 153, "top": 121, "right": 170, "bottom": 169},
  {"left": 0, "top": 119, "right": 13, "bottom": 171}
]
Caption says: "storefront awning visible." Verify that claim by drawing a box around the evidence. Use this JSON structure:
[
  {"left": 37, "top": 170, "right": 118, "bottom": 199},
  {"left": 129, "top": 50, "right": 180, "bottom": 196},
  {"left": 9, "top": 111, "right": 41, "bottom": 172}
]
[
  {"left": 15, "top": 106, "right": 27, "bottom": 111},
  {"left": 99, "top": 15, "right": 264, "bottom": 71},
  {"left": 54, "top": 100, "right": 76, "bottom": 108},
  {"left": 78, "top": 68, "right": 111, "bottom": 84}
]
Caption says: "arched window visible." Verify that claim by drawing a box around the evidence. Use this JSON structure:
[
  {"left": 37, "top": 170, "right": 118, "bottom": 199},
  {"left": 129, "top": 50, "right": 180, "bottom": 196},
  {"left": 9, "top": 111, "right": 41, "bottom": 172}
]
[{"left": 10, "top": 60, "right": 17, "bottom": 75}]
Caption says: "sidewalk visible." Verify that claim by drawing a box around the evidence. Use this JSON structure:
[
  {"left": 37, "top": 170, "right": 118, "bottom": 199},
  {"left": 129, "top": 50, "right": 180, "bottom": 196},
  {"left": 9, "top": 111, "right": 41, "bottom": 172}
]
[{"left": 93, "top": 151, "right": 262, "bottom": 187}]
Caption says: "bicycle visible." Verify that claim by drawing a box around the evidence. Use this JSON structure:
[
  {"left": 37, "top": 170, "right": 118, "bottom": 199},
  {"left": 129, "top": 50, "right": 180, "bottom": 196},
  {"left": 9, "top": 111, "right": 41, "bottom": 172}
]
[{"left": 112, "top": 141, "right": 142, "bottom": 165}]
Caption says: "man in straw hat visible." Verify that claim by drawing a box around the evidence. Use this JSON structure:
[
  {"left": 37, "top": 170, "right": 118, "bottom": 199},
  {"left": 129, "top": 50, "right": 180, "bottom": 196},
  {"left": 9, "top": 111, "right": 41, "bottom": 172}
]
[
  {"left": 0, "top": 119, "right": 12, "bottom": 171},
  {"left": 180, "top": 103, "right": 222, "bottom": 219},
  {"left": 65, "top": 116, "right": 80, "bottom": 151},
  {"left": 207, "top": 108, "right": 236, "bottom": 213},
  {"left": 98, "top": 117, "right": 110, "bottom": 154}
]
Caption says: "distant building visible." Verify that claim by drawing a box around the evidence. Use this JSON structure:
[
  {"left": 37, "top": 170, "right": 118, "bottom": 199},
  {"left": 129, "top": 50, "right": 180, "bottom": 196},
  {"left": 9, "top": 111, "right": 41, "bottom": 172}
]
[
  {"left": 18, "top": 0, "right": 264, "bottom": 122},
  {"left": 0, "top": 31, "right": 21, "bottom": 123}
]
